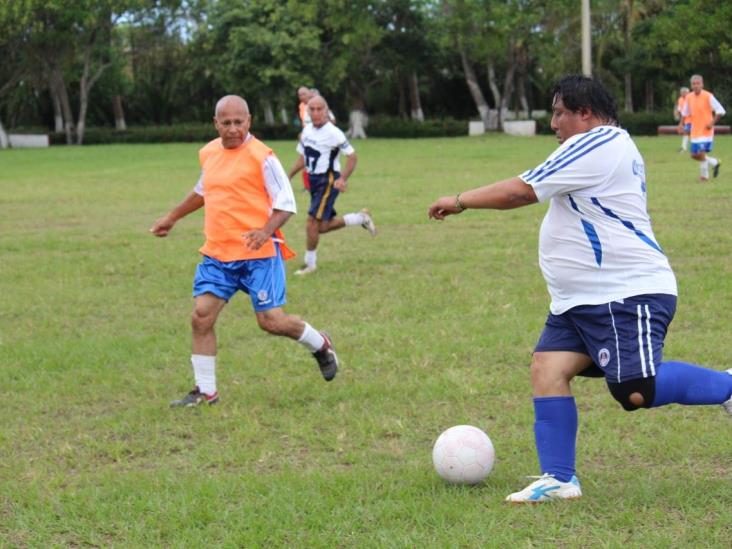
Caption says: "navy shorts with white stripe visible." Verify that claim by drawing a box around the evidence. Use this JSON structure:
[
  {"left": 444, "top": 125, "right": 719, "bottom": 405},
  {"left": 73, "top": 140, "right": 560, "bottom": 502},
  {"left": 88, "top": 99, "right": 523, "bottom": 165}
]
[{"left": 534, "top": 294, "right": 677, "bottom": 383}]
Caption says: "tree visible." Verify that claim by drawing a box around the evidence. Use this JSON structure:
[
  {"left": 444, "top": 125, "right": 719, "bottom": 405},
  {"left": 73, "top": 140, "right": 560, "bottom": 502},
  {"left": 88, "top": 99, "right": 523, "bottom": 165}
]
[
  {"left": 4, "top": 0, "right": 145, "bottom": 143},
  {"left": 203, "top": 0, "right": 321, "bottom": 126}
]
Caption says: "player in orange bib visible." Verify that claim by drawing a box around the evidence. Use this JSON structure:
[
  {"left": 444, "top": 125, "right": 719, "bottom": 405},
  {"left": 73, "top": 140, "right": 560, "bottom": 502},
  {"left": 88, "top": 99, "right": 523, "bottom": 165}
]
[
  {"left": 297, "top": 86, "right": 313, "bottom": 191},
  {"left": 151, "top": 95, "right": 340, "bottom": 407},
  {"left": 678, "top": 75, "right": 726, "bottom": 181},
  {"left": 675, "top": 86, "right": 690, "bottom": 152}
]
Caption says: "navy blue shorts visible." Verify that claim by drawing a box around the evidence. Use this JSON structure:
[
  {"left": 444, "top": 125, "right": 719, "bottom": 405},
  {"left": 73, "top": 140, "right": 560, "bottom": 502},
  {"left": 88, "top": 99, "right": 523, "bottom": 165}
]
[
  {"left": 307, "top": 172, "right": 340, "bottom": 221},
  {"left": 534, "top": 294, "right": 677, "bottom": 383},
  {"left": 192, "top": 246, "right": 287, "bottom": 312}
]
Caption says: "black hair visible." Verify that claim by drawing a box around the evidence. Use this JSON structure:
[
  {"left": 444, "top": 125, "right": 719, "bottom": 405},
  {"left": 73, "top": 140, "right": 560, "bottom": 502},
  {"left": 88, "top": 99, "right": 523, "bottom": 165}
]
[{"left": 551, "top": 75, "right": 618, "bottom": 125}]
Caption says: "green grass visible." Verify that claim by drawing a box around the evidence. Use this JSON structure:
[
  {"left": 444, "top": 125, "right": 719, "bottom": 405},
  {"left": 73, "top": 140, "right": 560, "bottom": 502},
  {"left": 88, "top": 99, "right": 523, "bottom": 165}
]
[{"left": 1, "top": 134, "right": 731, "bottom": 547}]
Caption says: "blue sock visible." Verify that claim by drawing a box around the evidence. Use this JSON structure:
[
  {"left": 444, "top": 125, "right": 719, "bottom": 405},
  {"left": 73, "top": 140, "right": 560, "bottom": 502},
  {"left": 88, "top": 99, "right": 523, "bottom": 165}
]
[
  {"left": 652, "top": 361, "right": 732, "bottom": 407},
  {"left": 533, "top": 396, "right": 577, "bottom": 482}
]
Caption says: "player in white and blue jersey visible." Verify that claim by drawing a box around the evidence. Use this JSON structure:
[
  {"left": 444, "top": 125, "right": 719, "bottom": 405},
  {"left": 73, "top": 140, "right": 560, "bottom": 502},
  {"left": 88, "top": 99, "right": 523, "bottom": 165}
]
[
  {"left": 428, "top": 75, "right": 732, "bottom": 503},
  {"left": 287, "top": 95, "right": 377, "bottom": 275}
]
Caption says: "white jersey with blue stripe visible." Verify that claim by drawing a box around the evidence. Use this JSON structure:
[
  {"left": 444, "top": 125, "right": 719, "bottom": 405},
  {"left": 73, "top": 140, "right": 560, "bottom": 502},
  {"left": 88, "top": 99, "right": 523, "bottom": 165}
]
[{"left": 520, "top": 125, "right": 677, "bottom": 315}]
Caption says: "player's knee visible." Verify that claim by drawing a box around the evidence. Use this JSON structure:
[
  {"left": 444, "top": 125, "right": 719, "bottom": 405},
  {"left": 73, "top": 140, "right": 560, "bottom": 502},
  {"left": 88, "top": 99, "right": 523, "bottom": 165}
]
[
  {"left": 529, "top": 354, "right": 562, "bottom": 393},
  {"left": 191, "top": 309, "right": 215, "bottom": 334},
  {"left": 256, "top": 313, "right": 283, "bottom": 335},
  {"left": 607, "top": 377, "right": 656, "bottom": 412}
]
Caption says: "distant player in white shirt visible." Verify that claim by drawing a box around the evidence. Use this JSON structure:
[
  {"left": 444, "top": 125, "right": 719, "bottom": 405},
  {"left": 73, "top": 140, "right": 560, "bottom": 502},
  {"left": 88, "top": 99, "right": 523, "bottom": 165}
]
[
  {"left": 428, "top": 75, "right": 732, "bottom": 503},
  {"left": 288, "top": 95, "right": 377, "bottom": 275}
]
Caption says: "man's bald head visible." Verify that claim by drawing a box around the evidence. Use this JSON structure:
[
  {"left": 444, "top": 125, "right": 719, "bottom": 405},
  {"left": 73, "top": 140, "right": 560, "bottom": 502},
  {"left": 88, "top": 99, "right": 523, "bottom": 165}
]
[
  {"left": 213, "top": 95, "right": 251, "bottom": 149},
  {"left": 307, "top": 95, "right": 330, "bottom": 127},
  {"left": 215, "top": 95, "right": 249, "bottom": 118},
  {"left": 297, "top": 87, "right": 311, "bottom": 102}
]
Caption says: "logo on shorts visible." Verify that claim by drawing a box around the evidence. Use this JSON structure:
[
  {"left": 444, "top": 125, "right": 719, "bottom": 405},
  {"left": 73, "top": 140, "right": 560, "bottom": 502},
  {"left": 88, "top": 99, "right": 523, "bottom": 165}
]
[
  {"left": 598, "top": 348, "right": 611, "bottom": 368},
  {"left": 257, "top": 290, "right": 269, "bottom": 303}
]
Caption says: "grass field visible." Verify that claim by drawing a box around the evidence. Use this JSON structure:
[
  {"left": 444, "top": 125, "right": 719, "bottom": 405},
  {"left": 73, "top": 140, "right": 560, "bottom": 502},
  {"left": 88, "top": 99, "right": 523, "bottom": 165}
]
[{"left": 1, "top": 134, "right": 731, "bottom": 547}]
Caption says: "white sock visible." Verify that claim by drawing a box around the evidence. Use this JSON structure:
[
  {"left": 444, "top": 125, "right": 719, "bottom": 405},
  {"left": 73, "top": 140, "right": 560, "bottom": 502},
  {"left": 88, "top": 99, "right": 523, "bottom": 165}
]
[
  {"left": 707, "top": 156, "right": 718, "bottom": 167},
  {"left": 304, "top": 250, "right": 317, "bottom": 268},
  {"left": 191, "top": 354, "right": 216, "bottom": 395},
  {"left": 700, "top": 159, "right": 710, "bottom": 179},
  {"left": 343, "top": 212, "right": 366, "bottom": 226},
  {"left": 298, "top": 322, "right": 325, "bottom": 352},
  {"left": 681, "top": 135, "right": 688, "bottom": 150}
]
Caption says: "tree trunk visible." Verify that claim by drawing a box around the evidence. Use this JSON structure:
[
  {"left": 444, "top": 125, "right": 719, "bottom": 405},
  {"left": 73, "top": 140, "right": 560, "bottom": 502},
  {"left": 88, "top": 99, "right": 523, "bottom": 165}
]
[
  {"left": 49, "top": 66, "right": 75, "bottom": 145},
  {"left": 459, "top": 48, "right": 490, "bottom": 129},
  {"left": 408, "top": 71, "right": 424, "bottom": 122},
  {"left": 0, "top": 117, "right": 8, "bottom": 149},
  {"left": 262, "top": 99, "right": 275, "bottom": 125},
  {"left": 112, "top": 95, "right": 127, "bottom": 130},
  {"left": 645, "top": 79, "right": 654, "bottom": 112},
  {"left": 623, "top": 0, "right": 634, "bottom": 112},
  {"left": 347, "top": 88, "right": 368, "bottom": 139},
  {"left": 624, "top": 73, "right": 633, "bottom": 112},
  {"left": 279, "top": 105, "right": 289, "bottom": 125},
  {"left": 76, "top": 25, "right": 112, "bottom": 144},
  {"left": 486, "top": 63, "right": 501, "bottom": 129},
  {"left": 516, "top": 73, "right": 529, "bottom": 116},
  {"left": 398, "top": 74, "right": 407, "bottom": 119},
  {"left": 498, "top": 43, "right": 517, "bottom": 131},
  {"left": 51, "top": 88, "right": 64, "bottom": 133}
]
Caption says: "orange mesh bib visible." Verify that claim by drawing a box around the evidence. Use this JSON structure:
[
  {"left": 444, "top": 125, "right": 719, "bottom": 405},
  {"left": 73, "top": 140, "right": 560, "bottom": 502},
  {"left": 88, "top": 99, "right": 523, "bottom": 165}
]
[{"left": 198, "top": 137, "right": 295, "bottom": 262}]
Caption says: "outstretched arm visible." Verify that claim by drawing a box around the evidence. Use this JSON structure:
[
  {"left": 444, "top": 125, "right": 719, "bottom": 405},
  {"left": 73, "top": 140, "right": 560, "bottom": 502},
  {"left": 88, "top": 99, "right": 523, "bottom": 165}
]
[
  {"left": 150, "top": 191, "right": 204, "bottom": 237},
  {"left": 428, "top": 176, "right": 538, "bottom": 220}
]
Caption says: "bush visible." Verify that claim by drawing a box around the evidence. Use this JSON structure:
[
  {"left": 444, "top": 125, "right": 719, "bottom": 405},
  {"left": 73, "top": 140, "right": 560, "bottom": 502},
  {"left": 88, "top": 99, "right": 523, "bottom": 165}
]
[
  {"left": 535, "top": 111, "right": 732, "bottom": 136},
  {"left": 42, "top": 117, "right": 469, "bottom": 145},
  {"left": 365, "top": 116, "right": 467, "bottom": 138},
  {"left": 47, "top": 123, "right": 301, "bottom": 145}
]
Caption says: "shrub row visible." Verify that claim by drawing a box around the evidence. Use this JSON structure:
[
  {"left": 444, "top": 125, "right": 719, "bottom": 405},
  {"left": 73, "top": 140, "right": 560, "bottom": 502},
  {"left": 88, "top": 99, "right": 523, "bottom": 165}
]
[
  {"left": 536, "top": 111, "right": 729, "bottom": 136},
  {"left": 26, "top": 111, "right": 732, "bottom": 145},
  {"left": 47, "top": 123, "right": 299, "bottom": 145},
  {"left": 43, "top": 117, "right": 469, "bottom": 145}
]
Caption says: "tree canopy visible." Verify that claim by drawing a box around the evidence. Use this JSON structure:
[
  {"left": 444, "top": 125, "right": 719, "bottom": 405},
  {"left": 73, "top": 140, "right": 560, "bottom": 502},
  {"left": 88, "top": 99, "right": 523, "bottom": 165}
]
[{"left": 1, "top": 0, "right": 730, "bottom": 136}]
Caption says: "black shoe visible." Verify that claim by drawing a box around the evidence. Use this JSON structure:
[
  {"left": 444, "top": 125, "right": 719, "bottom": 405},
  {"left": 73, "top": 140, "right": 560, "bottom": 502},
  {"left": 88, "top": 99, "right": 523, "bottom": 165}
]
[
  {"left": 713, "top": 161, "right": 721, "bottom": 178},
  {"left": 313, "top": 332, "right": 339, "bottom": 381},
  {"left": 170, "top": 386, "right": 219, "bottom": 407}
]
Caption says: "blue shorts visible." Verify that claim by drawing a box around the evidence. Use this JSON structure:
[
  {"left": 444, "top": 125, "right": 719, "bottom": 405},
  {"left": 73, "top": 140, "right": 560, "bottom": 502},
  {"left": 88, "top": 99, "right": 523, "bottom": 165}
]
[
  {"left": 307, "top": 172, "right": 340, "bottom": 221},
  {"left": 192, "top": 247, "right": 287, "bottom": 312},
  {"left": 534, "top": 294, "right": 677, "bottom": 383},
  {"left": 683, "top": 123, "right": 691, "bottom": 133},
  {"left": 690, "top": 141, "right": 713, "bottom": 154}
]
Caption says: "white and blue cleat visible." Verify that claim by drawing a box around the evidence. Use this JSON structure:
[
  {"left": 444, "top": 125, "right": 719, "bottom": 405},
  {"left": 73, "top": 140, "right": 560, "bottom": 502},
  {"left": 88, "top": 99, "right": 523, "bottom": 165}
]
[{"left": 505, "top": 473, "right": 582, "bottom": 503}]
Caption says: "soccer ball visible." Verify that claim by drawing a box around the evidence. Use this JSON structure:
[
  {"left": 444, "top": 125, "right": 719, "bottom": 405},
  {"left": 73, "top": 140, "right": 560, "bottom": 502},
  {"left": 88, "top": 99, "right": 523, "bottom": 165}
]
[{"left": 432, "top": 425, "right": 495, "bottom": 484}]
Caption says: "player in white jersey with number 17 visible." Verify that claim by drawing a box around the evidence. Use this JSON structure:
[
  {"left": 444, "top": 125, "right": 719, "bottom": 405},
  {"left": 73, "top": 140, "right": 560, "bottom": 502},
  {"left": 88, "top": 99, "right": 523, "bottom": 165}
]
[
  {"left": 428, "top": 75, "right": 732, "bottom": 504},
  {"left": 288, "top": 94, "right": 377, "bottom": 275}
]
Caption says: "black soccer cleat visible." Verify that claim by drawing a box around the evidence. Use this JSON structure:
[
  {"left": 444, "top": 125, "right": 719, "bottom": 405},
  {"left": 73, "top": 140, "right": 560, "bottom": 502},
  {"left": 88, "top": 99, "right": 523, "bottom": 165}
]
[
  {"left": 170, "top": 386, "right": 219, "bottom": 407},
  {"left": 713, "top": 161, "right": 721, "bottom": 178},
  {"left": 313, "top": 332, "right": 339, "bottom": 381}
]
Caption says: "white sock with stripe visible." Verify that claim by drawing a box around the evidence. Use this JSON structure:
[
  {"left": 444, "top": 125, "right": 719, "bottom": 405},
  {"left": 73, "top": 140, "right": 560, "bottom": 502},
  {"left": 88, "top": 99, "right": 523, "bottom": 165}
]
[
  {"left": 298, "top": 322, "right": 325, "bottom": 352},
  {"left": 343, "top": 212, "right": 366, "bottom": 226},
  {"left": 304, "top": 250, "right": 317, "bottom": 268},
  {"left": 191, "top": 354, "right": 216, "bottom": 396},
  {"left": 707, "top": 156, "right": 718, "bottom": 167}
]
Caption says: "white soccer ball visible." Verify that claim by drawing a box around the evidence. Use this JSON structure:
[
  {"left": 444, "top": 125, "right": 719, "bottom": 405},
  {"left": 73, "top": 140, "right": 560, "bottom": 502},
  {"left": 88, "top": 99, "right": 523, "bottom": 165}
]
[{"left": 432, "top": 425, "right": 495, "bottom": 484}]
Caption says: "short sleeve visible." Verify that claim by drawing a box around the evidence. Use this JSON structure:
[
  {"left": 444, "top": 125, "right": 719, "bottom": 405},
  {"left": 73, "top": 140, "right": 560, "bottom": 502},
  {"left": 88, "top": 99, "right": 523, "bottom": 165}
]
[
  {"left": 193, "top": 171, "right": 204, "bottom": 196},
  {"left": 332, "top": 126, "right": 355, "bottom": 155},
  {"left": 711, "top": 94, "right": 726, "bottom": 116},
  {"left": 519, "top": 127, "right": 624, "bottom": 202},
  {"left": 263, "top": 154, "right": 297, "bottom": 213}
]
